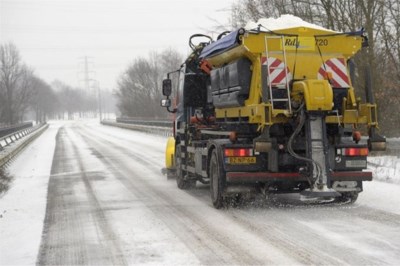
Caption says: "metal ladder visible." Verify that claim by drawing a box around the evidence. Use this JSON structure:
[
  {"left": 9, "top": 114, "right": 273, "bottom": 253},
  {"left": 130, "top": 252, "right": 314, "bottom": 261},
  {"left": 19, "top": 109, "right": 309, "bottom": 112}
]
[{"left": 264, "top": 35, "right": 292, "bottom": 114}]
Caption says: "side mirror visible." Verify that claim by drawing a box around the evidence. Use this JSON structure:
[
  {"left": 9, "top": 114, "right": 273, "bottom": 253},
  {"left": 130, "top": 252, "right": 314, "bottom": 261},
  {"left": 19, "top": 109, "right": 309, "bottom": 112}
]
[
  {"left": 160, "top": 99, "right": 171, "bottom": 108},
  {"left": 162, "top": 79, "right": 172, "bottom": 96}
]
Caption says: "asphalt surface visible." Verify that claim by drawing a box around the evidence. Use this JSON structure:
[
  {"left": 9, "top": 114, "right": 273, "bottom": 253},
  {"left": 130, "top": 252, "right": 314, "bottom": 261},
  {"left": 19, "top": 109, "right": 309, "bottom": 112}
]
[{"left": 36, "top": 121, "right": 400, "bottom": 265}]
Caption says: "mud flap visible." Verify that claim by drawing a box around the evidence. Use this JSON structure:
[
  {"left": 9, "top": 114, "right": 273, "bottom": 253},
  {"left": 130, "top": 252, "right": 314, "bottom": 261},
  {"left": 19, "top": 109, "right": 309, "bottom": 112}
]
[{"left": 368, "top": 128, "right": 386, "bottom": 151}]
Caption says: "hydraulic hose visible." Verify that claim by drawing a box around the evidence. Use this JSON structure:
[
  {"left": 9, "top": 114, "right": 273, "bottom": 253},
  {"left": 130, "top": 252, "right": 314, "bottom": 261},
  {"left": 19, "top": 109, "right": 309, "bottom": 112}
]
[{"left": 287, "top": 106, "right": 322, "bottom": 185}]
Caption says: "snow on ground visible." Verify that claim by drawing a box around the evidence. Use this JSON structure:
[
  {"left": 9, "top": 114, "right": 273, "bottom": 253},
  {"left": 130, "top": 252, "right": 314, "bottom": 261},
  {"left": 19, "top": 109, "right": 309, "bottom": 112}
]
[
  {"left": 363, "top": 138, "right": 400, "bottom": 214},
  {"left": 245, "top": 14, "right": 337, "bottom": 32},
  {"left": 368, "top": 138, "right": 400, "bottom": 184},
  {"left": 368, "top": 155, "right": 400, "bottom": 183},
  {"left": 0, "top": 122, "right": 61, "bottom": 265},
  {"left": 0, "top": 120, "right": 399, "bottom": 265},
  {"left": 359, "top": 181, "right": 400, "bottom": 215}
]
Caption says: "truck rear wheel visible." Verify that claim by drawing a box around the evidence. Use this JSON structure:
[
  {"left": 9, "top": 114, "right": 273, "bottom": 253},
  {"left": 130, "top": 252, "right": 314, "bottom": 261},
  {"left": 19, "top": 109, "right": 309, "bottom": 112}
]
[
  {"left": 209, "top": 149, "right": 225, "bottom": 209},
  {"left": 175, "top": 145, "right": 195, "bottom": 189}
]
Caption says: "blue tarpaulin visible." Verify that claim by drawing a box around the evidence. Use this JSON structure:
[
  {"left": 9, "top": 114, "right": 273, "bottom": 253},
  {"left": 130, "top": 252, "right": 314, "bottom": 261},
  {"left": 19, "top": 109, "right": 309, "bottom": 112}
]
[{"left": 199, "top": 30, "right": 240, "bottom": 59}]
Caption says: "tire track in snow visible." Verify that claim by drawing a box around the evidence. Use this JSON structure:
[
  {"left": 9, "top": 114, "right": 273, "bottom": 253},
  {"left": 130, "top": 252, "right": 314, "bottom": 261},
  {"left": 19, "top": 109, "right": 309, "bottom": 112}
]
[
  {"left": 37, "top": 127, "right": 127, "bottom": 265},
  {"left": 83, "top": 122, "right": 400, "bottom": 265},
  {"left": 77, "top": 124, "right": 344, "bottom": 264},
  {"left": 76, "top": 124, "right": 270, "bottom": 265},
  {"left": 76, "top": 122, "right": 349, "bottom": 265},
  {"left": 39, "top": 122, "right": 400, "bottom": 265}
]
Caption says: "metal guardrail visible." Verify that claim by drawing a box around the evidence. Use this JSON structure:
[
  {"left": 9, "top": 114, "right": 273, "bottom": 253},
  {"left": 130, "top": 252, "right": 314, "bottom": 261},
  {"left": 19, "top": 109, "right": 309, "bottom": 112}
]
[
  {"left": 0, "top": 123, "right": 49, "bottom": 168},
  {"left": 0, "top": 122, "right": 33, "bottom": 138},
  {"left": 116, "top": 117, "right": 172, "bottom": 128},
  {"left": 102, "top": 120, "right": 173, "bottom": 137},
  {"left": 111, "top": 118, "right": 400, "bottom": 157}
]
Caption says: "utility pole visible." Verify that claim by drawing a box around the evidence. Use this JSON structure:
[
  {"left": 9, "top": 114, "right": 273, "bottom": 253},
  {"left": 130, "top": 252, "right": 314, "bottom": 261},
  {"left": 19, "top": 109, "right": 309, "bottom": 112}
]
[
  {"left": 84, "top": 56, "right": 90, "bottom": 92},
  {"left": 98, "top": 87, "right": 102, "bottom": 122},
  {"left": 78, "top": 56, "right": 95, "bottom": 94},
  {"left": 78, "top": 56, "right": 96, "bottom": 117},
  {"left": 94, "top": 80, "right": 103, "bottom": 122}
]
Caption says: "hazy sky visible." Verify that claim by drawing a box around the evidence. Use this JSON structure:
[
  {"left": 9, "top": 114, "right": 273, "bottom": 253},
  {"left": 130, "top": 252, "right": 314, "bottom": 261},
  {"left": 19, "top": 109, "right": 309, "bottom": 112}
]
[{"left": 0, "top": 0, "right": 235, "bottom": 90}]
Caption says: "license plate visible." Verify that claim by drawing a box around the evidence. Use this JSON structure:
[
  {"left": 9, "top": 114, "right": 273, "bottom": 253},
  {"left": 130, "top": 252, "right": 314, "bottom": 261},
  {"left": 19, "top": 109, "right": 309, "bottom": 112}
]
[
  {"left": 345, "top": 160, "right": 367, "bottom": 168},
  {"left": 226, "top": 157, "right": 256, "bottom": 164}
]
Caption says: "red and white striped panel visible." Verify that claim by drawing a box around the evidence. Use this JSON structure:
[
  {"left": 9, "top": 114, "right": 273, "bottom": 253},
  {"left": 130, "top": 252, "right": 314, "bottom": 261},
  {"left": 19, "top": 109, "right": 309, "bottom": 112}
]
[
  {"left": 317, "top": 58, "right": 350, "bottom": 88},
  {"left": 261, "top": 57, "right": 292, "bottom": 88}
]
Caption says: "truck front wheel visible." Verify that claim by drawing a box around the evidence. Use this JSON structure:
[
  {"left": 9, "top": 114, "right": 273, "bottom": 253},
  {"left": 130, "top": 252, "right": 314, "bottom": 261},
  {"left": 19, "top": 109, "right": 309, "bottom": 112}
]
[{"left": 209, "top": 149, "right": 225, "bottom": 209}]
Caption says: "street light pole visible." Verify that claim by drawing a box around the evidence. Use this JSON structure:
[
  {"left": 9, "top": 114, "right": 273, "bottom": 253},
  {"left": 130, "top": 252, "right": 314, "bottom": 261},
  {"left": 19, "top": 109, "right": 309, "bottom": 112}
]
[
  {"left": 98, "top": 86, "right": 102, "bottom": 122},
  {"left": 92, "top": 80, "right": 102, "bottom": 122}
]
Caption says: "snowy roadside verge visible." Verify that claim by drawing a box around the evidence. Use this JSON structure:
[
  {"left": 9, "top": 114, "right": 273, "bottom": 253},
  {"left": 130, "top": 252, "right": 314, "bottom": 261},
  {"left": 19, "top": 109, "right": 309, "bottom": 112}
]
[
  {"left": 368, "top": 138, "right": 400, "bottom": 184},
  {"left": 0, "top": 122, "right": 61, "bottom": 265},
  {"left": 368, "top": 156, "right": 400, "bottom": 184}
]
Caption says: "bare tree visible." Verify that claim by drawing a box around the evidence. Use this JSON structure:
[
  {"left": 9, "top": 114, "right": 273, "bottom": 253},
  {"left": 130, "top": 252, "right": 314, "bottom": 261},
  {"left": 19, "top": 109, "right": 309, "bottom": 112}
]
[
  {"left": 50, "top": 80, "right": 97, "bottom": 120},
  {"left": 116, "top": 57, "right": 157, "bottom": 118},
  {"left": 373, "top": 0, "right": 400, "bottom": 136},
  {"left": 30, "top": 77, "right": 59, "bottom": 123},
  {"left": 15, "top": 66, "right": 36, "bottom": 122},
  {"left": 0, "top": 43, "right": 38, "bottom": 124},
  {"left": 0, "top": 43, "right": 22, "bottom": 124},
  {"left": 115, "top": 48, "right": 183, "bottom": 119}
]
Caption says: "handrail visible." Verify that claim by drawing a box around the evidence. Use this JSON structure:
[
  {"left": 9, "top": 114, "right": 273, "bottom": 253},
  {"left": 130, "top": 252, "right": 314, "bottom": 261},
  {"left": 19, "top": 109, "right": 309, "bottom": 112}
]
[
  {"left": 0, "top": 122, "right": 33, "bottom": 138},
  {"left": 0, "top": 124, "right": 40, "bottom": 150}
]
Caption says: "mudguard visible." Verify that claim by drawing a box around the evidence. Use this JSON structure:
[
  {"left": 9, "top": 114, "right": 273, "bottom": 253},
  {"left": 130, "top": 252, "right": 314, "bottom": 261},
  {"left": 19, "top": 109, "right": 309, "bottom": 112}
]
[{"left": 165, "top": 137, "right": 175, "bottom": 169}]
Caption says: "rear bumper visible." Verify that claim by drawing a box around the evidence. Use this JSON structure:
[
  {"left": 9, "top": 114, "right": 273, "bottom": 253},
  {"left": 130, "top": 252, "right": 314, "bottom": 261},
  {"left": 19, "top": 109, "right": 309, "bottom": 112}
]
[
  {"left": 330, "top": 171, "right": 372, "bottom": 181},
  {"left": 226, "top": 171, "right": 373, "bottom": 183}
]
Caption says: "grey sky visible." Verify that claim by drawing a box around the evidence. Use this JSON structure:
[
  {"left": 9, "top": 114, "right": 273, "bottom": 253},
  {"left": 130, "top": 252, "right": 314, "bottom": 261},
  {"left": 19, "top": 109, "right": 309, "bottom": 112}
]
[{"left": 0, "top": 0, "right": 235, "bottom": 90}]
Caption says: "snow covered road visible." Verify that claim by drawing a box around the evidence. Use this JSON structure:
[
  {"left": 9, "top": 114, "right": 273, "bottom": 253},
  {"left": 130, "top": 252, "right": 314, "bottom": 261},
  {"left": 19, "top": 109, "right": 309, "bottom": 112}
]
[{"left": 1, "top": 120, "right": 400, "bottom": 265}]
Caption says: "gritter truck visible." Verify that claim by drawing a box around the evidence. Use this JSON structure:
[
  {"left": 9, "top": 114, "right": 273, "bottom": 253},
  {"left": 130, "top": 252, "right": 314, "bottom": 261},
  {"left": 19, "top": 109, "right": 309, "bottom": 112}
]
[{"left": 160, "top": 24, "right": 386, "bottom": 208}]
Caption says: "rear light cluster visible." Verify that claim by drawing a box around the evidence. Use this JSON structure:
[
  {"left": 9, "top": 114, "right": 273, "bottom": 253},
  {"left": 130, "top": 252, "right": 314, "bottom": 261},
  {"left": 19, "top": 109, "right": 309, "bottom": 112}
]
[
  {"left": 224, "top": 148, "right": 253, "bottom": 157},
  {"left": 339, "top": 147, "right": 369, "bottom": 156}
]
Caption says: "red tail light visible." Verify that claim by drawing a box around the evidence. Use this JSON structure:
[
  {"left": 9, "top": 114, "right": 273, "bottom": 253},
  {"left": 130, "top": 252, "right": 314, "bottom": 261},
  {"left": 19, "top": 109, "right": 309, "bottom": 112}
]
[
  {"left": 224, "top": 148, "right": 253, "bottom": 157},
  {"left": 342, "top": 147, "right": 369, "bottom": 156}
]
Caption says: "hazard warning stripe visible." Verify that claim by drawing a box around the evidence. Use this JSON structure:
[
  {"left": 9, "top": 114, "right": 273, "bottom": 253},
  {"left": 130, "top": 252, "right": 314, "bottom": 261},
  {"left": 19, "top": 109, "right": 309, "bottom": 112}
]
[
  {"left": 318, "top": 58, "right": 350, "bottom": 88},
  {"left": 261, "top": 57, "right": 267, "bottom": 64},
  {"left": 261, "top": 57, "right": 291, "bottom": 87},
  {"left": 269, "top": 60, "right": 284, "bottom": 83},
  {"left": 326, "top": 59, "right": 349, "bottom": 85},
  {"left": 269, "top": 59, "right": 281, "bottom": 69},
  {"left": 272, "top": 68, "right": 288, "bottom": 85}
]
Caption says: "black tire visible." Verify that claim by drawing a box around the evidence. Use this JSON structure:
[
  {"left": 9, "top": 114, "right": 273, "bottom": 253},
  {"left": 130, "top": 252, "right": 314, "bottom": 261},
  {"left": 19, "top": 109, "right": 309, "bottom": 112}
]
[
  {"left": 336, "top": 192, "right": 358, "bottom": 204},
  {"left": 166, "top": 169, "right": 176, "bottom": 180},
  {"left": 175, "top": 145, "right": 196, "bottom": 189},
  {"left": 227, "top": 193, "right": 244, "bottom": 208},
  {"left": 209, "top": 149, "right": 225, "bottom": 209}
]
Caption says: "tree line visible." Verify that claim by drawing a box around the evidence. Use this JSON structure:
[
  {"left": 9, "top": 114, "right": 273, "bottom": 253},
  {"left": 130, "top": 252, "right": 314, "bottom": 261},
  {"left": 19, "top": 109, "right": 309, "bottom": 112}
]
[
  {"left": 231, "top": 0, "right": 400, "bottom": 136},
  {"left": 115, "top": 49, "right": 183, "bottom": 119},
  {"left": 0, "top": 43, "right": 101, "bottom": 125}
]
